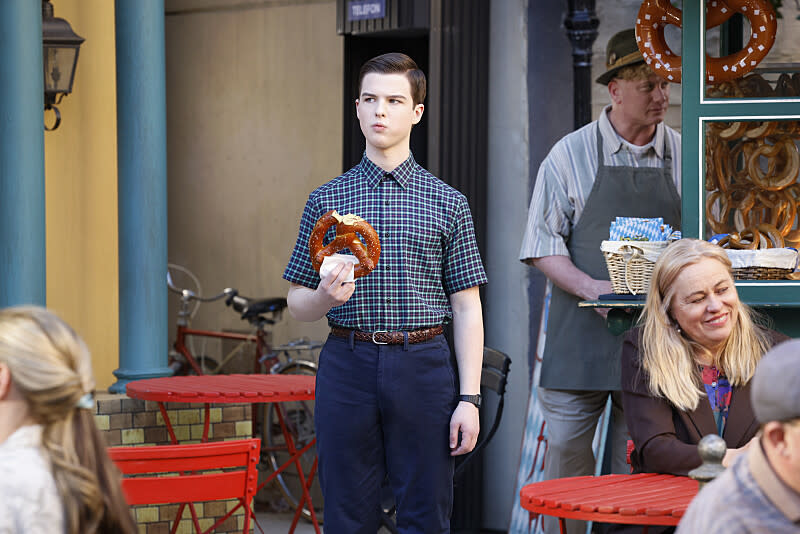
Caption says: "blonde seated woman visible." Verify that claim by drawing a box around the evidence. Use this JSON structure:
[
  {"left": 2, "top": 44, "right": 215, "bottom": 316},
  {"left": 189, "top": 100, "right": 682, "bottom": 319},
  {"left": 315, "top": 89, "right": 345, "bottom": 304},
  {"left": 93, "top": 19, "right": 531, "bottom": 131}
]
[
  {"left": 622, "top": 239, "right": 788, "bottom": 477},
  {"left": 0, "top": 306, "right": 136, "bottom": 534}
]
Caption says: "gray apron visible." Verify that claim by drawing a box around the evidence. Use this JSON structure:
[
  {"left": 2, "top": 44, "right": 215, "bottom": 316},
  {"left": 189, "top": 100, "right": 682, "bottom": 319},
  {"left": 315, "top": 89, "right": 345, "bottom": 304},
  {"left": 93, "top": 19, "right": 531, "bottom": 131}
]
[{"left": 539, "top": 126, "right": 681, "bottom": 390}]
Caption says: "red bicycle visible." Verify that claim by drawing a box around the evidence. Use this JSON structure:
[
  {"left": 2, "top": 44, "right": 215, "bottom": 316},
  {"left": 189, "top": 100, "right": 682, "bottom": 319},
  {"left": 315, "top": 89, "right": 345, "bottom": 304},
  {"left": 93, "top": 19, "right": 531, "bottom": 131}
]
[{"left": 167, "top": 267, "right": 323, "bottom": 523}]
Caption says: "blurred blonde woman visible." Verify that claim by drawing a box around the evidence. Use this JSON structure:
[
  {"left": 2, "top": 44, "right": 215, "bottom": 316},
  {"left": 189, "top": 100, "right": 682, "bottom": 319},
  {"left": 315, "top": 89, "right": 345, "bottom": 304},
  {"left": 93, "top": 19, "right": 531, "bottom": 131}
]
[
  {"left": 0, "top": 306, "right": 136, "bottom": 534},
  {"left": 621, "top": 239, "right": 788, "bottom": 476}
]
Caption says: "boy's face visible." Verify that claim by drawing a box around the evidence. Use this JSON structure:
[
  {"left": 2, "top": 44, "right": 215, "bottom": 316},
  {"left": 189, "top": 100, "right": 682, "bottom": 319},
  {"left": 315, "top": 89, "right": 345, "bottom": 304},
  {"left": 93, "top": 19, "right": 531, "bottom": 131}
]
[{"left": 356, "top": 72, "right": 424, "bottom": 154}]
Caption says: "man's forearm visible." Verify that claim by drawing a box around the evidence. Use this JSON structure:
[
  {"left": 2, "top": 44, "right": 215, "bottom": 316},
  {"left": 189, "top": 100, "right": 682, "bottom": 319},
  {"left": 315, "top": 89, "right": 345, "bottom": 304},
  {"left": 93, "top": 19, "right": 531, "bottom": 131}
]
[
  {"left": 286, "top": 264, "right": 356, "bottom": 322},
  {"left": 287, "top": 284, "right": 331, "bottom": 322},
  {"left": 529, "top": 255, "right": 611, "bottom": 301},
  {"left": 450, "top": 286, "right": 483, "bottom": 394}
]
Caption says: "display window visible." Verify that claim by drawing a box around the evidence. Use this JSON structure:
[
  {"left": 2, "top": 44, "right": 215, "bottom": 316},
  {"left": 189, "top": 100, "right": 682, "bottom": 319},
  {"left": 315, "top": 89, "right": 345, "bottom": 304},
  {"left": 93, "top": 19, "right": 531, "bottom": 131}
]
[
  {"left": 670, "top": 3, "right": 800, "bottom": 300},
  {"left": 703, "top": 118, "right": 800, "bottom": 248}
]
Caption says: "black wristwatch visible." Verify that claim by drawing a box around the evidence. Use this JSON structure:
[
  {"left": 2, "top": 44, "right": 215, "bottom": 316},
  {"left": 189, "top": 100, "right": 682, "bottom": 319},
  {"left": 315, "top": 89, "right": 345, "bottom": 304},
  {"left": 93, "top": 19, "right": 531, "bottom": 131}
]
[{"left": 459, "top": 394, "right": 482, "bottom": 408}]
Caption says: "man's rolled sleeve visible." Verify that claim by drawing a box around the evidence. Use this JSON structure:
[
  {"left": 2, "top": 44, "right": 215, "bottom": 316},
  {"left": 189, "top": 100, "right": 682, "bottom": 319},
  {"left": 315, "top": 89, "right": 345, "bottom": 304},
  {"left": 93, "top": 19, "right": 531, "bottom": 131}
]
[{"left": 519, "top": 156, "right": 573, "bottom": 261}]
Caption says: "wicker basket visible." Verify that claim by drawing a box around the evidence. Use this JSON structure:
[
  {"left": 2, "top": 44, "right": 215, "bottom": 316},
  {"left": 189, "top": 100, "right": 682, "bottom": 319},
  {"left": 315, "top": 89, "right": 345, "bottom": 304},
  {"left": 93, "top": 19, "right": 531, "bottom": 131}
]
[
  {"left": 725, "top": 248, "right": 798, "bottom": 280},
  {"left": 732, "top": 266, "right": 794, "bottom": 280},
  {"left": 601, "top": 241, "right": 670, "bottom": 295}
]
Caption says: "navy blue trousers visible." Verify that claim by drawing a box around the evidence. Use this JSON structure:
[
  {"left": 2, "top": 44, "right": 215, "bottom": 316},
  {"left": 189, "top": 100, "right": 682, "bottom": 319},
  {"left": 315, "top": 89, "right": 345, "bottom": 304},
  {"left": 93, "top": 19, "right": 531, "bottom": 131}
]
[{"left": 315, "top": 333, "right": 457, "bottom": 534}]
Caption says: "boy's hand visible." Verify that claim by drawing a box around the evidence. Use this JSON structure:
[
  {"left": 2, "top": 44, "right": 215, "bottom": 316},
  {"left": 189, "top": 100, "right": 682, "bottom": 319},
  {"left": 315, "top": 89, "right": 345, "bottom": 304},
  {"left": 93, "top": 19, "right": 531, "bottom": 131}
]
[
  {"left": 449, "top": 401, "right": 480, "bottom": 456},
  {"left": 317, "top": 262, "right": 355, "bottom": 308}
]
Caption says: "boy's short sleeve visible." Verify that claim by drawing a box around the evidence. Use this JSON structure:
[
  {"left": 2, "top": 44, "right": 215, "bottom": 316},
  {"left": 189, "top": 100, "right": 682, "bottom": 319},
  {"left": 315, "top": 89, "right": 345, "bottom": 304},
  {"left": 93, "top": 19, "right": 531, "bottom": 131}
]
[
  {"left": 283, "top": 195, "right": 322, "bottom": 289},
  {"left": 442, "top": 196, "right": 487, "bottom": 295}
]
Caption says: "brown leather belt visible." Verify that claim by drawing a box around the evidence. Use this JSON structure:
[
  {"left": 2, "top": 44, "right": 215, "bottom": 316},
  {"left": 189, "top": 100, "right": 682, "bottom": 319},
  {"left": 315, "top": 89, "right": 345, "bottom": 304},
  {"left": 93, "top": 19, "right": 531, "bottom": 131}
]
[{"left": 330, "top": 325, "right": 443, "bottom": 345}]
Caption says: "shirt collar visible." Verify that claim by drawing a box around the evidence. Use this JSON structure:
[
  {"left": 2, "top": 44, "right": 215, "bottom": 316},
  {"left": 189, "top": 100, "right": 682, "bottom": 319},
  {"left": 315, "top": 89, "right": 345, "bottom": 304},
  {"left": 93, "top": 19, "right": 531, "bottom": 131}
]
[
  {"left": 360, "top": 152, "right": 416, "bottom": 189},
  {"left": 0, "top": 424, "right": 44, "bottom": 451},
  {"left": 748, "top": 438, "right": 800, "bottom": 522},
  {"left": 599, "top": 105, "right": 665, "bottom": 159}
]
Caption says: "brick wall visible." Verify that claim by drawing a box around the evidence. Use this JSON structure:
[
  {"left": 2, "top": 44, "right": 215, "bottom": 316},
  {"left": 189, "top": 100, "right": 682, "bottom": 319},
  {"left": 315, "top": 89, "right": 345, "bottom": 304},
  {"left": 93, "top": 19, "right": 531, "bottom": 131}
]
[{"left": 95, "top": 391, "right": 254, "bottom": 534}]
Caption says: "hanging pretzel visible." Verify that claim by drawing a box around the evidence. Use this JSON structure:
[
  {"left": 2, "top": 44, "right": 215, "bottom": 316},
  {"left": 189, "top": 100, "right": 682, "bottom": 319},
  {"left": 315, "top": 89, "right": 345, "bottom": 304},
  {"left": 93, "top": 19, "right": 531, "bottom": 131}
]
[
  {"left": 635, "top": 0, "right": 777, "bottom": 84},
  {"left": 747, "top": 136, "right": 800, "bottom": 191},
  {"left": 308, "top": 210, "right": 381, "bottom": 279}
]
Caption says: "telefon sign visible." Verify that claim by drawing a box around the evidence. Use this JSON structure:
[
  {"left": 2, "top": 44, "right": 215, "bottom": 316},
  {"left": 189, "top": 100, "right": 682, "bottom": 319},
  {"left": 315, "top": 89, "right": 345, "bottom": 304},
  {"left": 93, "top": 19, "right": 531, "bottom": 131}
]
[{"left": 348, "top": 0, "right": 385, "bottom": 21}]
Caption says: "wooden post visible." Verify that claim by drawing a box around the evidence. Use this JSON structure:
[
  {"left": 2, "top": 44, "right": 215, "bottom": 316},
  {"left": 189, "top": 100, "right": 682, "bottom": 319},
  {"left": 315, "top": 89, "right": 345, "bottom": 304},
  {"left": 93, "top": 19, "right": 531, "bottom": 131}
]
[{"left": 688, "top": 434, "right": 727, "bottom": 489}]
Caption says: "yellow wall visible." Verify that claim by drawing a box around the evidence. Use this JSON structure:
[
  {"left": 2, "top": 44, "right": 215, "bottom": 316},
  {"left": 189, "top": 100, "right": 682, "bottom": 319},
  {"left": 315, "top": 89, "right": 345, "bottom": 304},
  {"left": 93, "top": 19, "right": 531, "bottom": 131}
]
[{"left": 44, "top": 0, "right": 119, "bottom": 390}]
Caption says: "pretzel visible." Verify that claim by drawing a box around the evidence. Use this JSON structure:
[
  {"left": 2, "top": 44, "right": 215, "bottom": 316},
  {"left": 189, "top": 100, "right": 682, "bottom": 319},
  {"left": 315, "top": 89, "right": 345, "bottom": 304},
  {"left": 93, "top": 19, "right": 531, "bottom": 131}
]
[
  {"left": 719, "top": 121, "right": 749, "bottom": 141},
  {"left": 747, "top": 136, "right": 800, "bottom": 191},
  {"left": 308, "top": 210, "right": 381, "bottom": 279},
  {"left": 717, "top": 228, "right": 760, "bottom": 249},
  {"left": 636, "top": 0, "right": 777, "bottom": 84},
  {"left": 757, "top": 222, "right": 785, "bottom": 247},
  {"left": 745, "top": 121, "right": 778, "bottom": 140},
  {"left": 706, "top": 191, "right": 733, "bottom": 234}
]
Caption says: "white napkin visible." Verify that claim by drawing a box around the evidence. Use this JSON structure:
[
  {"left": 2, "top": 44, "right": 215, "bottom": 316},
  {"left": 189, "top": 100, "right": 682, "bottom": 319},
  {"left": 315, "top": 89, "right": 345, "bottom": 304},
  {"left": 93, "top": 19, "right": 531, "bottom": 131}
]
[{"left": 320, "top": 254, "right": 360, "bottom": 282}]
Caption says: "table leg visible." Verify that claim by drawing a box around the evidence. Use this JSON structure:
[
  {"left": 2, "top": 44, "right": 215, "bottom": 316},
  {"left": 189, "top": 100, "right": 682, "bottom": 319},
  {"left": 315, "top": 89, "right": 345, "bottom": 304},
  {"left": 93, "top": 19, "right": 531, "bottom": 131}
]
[
  {"left": 202, "top": 402, "right": 210, "bottom": 442},
  {"left": 289, "top": 457, "right": 319, "bottom": 534},
  {"left": 158, "top": 402, "right": 178, "bottom": 444},
  {"left": 159, "top": 401, "right": 206, "bottom": 534},
  {"left": 274, "top": 402, "right": 321, "bottom": 534}
]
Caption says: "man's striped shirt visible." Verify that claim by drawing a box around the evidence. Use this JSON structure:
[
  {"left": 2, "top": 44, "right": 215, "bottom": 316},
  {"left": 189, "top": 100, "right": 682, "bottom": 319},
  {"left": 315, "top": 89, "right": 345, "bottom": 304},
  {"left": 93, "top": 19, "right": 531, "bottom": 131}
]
[{"left": 519, "top": 106, "right": 681, "bottom": 261}]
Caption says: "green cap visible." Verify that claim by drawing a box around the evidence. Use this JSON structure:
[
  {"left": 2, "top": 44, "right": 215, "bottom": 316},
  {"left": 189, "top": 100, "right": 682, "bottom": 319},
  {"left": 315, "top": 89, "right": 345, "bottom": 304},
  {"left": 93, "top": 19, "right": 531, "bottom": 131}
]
[{"left": 596, "top": 29, "right": 645, "bottom": 86}]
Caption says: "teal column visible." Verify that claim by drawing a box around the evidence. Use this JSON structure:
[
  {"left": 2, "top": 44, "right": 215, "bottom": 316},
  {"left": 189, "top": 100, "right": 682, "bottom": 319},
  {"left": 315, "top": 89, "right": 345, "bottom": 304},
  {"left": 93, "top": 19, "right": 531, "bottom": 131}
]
[
  {"left": 0, "top": 1, "right": 46, "bottom": 307},
  {"left": 110, "top": 0, "right": 172, "bottom": 392}
]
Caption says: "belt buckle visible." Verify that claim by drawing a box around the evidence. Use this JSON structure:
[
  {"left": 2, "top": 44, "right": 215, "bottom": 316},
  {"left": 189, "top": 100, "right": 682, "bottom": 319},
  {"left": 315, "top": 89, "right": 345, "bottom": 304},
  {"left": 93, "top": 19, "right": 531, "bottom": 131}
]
[{"left": 371, "top": 330, "right": 389, "bottom": 345}]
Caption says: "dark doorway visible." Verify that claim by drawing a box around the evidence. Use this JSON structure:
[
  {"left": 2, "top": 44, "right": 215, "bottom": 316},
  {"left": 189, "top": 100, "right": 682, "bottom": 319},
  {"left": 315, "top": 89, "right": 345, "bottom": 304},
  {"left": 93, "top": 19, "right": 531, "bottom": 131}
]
[{"left": 342, "top": 34, "right": 429, "bottom": 171}]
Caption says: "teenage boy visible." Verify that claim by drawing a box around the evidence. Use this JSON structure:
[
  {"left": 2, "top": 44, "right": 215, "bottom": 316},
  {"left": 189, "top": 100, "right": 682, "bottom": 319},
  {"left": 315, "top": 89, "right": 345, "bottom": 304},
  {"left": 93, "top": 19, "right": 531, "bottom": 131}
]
[{"left": 283, "top": 52, "right": 487, "bottom": 533}]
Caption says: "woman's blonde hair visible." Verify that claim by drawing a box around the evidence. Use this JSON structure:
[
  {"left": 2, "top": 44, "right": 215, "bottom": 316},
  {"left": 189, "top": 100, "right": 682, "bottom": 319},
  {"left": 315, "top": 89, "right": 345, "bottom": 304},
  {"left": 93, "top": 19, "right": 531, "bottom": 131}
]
[
  {"left": 640, "top": 239, "right": 770, "bottom": 411},
  {"left": 0, "top": 306, "right": 136, "bottom": 534}
]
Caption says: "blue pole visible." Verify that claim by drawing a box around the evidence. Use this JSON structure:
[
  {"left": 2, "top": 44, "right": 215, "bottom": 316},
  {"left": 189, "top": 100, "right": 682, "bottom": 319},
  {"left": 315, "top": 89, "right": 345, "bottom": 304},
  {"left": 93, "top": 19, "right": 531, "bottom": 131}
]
[
  {"left": 0, "top": 1, "right": 46, "bottom": 307},
  {"left": 110, "top": 0, "right": 172, "bottom": 392}
]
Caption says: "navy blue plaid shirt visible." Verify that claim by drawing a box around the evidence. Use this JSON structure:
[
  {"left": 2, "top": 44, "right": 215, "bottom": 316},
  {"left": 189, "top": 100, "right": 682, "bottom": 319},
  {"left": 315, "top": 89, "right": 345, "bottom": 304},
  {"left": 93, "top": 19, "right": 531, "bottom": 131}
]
[{"left": 283, "top": 153, "right": 487, "bottom": 331}]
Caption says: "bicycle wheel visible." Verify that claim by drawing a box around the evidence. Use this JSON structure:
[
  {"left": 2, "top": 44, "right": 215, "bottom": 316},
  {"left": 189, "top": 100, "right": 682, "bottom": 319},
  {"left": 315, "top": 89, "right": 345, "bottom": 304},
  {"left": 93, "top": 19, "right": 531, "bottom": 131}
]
[{"left": 262, "top": 360, "right": 323, "bottom": 523}]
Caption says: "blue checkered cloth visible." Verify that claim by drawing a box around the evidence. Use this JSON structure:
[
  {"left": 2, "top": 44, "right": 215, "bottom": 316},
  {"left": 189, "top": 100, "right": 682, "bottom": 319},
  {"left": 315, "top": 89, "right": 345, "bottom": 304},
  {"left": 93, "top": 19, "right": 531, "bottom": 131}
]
[{"left": 283, "top": 153, "right": 487, "bottom": 331}]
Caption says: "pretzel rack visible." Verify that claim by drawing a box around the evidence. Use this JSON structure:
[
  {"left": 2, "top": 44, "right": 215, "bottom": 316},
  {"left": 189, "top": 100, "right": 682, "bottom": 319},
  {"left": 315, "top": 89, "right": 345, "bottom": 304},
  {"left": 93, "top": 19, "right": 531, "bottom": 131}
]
[{"left": 705, "top": 71, "right": 800, "bottom": 264}]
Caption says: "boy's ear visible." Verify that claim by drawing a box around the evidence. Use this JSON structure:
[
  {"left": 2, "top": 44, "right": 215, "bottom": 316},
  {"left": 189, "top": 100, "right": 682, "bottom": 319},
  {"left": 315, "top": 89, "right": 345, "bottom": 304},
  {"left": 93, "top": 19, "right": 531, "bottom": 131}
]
[{"left": 412, "top": 103, "right": 424, "bottom": 125}]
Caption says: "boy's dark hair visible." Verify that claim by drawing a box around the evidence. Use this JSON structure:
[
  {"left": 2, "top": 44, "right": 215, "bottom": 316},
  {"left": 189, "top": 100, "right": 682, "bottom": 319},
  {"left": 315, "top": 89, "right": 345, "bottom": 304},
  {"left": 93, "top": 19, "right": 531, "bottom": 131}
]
[{"left": 358, "top": 52, "right": 427, "bottom": 106}]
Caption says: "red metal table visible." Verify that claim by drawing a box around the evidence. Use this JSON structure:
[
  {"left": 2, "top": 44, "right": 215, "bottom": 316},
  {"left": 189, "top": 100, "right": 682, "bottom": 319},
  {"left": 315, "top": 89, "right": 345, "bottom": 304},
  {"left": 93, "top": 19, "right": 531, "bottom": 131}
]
[
  {"left": 519, "top": 473, "right": 699, "bottom": 534},
  {"left": 127, "top": 374, "right": 319, "bottom": 534}
]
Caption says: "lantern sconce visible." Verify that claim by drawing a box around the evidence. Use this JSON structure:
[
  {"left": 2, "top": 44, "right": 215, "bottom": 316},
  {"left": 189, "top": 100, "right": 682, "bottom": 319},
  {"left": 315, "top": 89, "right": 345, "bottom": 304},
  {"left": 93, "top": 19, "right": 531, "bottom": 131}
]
[{"left": 42, "top": 0, "right": 84, "bottom": 131}]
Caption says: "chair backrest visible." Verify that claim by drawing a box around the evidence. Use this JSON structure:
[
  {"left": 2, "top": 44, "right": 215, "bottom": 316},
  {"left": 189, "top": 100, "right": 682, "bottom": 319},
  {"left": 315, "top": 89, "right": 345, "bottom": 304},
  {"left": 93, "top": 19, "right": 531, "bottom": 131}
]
[
  {"left": 454, "top": 346, "right": 511, "bottom": 478},
  {"left": 108, "top": 438, "right": 260, "bottom": 533}
]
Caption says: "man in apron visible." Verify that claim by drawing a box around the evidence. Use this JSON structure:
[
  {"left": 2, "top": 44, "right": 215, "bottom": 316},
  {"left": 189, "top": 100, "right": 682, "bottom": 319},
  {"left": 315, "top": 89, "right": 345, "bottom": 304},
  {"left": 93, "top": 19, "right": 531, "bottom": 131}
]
[{"left": 518, "top": 29, "right": 681, "bottom": 534}]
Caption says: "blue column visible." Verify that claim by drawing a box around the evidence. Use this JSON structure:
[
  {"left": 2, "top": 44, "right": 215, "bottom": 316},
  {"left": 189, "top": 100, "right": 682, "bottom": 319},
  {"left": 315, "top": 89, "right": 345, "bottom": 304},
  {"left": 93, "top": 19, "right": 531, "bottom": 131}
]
[
  {"left": 110, "top": 0, "right": 172, "bottom": 392},
  {"left": 0, "top": 1, "right": 46, "bottom": 307}
]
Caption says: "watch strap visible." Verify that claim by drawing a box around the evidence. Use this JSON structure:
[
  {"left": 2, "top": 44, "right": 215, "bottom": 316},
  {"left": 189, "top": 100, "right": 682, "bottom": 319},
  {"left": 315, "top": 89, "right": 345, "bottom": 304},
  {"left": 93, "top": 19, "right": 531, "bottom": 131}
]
[{"left": 459, "top": 394, "right": 481, "bottom": 408}]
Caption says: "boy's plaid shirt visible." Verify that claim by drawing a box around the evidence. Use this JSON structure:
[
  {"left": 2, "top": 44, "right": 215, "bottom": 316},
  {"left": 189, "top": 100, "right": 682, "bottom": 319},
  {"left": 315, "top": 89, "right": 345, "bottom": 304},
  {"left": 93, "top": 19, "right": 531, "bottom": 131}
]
[{"left": 283, "top": 154, "right": 487, "bottom": 331}]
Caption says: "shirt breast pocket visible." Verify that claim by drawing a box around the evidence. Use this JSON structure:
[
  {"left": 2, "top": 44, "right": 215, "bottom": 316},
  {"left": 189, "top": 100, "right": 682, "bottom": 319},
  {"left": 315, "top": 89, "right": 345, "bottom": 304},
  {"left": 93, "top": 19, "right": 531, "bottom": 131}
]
[{"left": 403, "top": 218, "right": 445, "bottom": 264}]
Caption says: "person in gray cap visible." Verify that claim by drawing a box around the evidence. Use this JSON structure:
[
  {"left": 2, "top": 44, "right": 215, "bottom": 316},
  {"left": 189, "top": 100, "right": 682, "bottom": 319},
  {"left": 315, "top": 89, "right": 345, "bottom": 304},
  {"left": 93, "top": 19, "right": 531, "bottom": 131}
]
[
  {"left": 518, "top": 27, "right": 681, "bottom": 534},
  {"left": 677, "top": 338, "right": 800, "bottom": 533}
]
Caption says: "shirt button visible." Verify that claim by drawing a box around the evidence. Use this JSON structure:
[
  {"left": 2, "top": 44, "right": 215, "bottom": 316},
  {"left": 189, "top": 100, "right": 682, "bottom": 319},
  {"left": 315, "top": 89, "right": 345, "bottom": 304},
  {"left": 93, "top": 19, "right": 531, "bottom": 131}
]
[
  {"left": 385, "top": 265, "right": 391, "bottom": 271},
  {"left": 385, "top": 200, "right": 390, "bottom": 206},
  {"left": 386, "top": 297, "right": 392, "bottom": 303},
  {"left": 711, "top": 382, "right": 717, "bottom": 387}
]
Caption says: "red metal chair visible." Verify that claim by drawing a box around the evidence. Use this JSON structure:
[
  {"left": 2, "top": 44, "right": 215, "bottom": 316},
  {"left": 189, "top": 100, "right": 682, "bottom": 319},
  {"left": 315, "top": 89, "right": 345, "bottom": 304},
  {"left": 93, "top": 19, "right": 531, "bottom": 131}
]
[{"left": 108, "top": 438, "right": 260, "bottom": 534}]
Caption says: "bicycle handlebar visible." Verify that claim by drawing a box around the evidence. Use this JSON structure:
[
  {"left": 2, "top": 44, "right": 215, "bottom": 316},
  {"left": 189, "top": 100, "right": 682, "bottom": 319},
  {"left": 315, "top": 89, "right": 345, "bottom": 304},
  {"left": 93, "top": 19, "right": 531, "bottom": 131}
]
[
  {"left": 167, "top": 271, "right": 237, "bottom": 303},
  {"left": 167, "top": 270, "right": 285, "bottom": 326}
]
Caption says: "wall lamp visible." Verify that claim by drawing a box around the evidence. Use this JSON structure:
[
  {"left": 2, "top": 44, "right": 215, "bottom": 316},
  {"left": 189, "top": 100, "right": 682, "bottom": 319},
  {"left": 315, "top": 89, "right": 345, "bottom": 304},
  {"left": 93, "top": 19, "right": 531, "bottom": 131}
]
[{"left": 42, "top": 0, "right": 84, "bottom": 131}]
